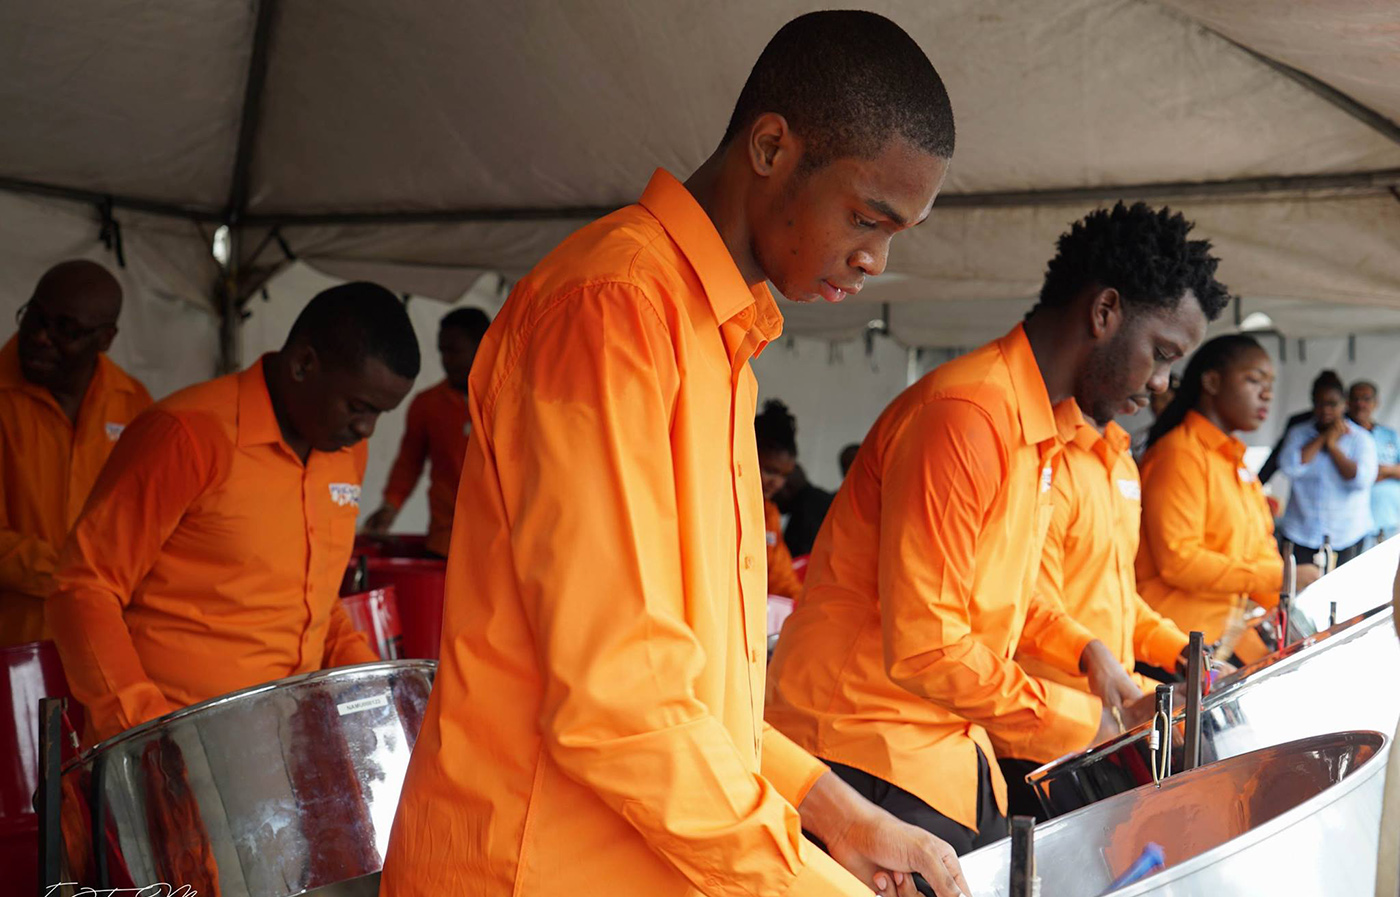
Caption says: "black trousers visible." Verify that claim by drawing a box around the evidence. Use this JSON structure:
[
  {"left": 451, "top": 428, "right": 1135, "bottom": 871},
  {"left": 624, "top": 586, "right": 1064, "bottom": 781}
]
[
  {"left": 1289, "top": 539, "right": 1364, "bottom": 569},
  {"left": 996, "top": 757, "right": 1055, "bottom": 822},
  {"left": 826, "top": 750, "right": 1006, "bottom": 856}
]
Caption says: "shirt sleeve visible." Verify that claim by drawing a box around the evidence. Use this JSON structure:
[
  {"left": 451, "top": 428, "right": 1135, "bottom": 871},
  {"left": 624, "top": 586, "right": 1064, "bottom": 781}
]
[
  {"left": 1276, "top": 424, "right": 1315, "bottom": 480},
  {"left": 47, "top": 410, "right": 211, "bottom": 742},
  {"left": 490, "top": 286, "right": 866, "bottom": 897},
  {"left": 381, "top": 393, "right": 431, "bottom": 509},
  {"left": 766, "top": 506, "right": 805, "bottom": 601},
  {"left": 1345, "top": 427, "right": 1380, "bottom": 490},
  {"left": 877, "top": 400, "right": 1100, "bottom": 764},
  {"left": 1017, "top": 468, "right": 1096, "bottom": 676},
  {"left": 1131, "top": 594, "right": 1190, "bottom": 670},
  {"left": 760, "top": 723, "right": 829, "bottom": 809},
  {"left": 322, "top": 599, "right": 379, "bottom": 666},
  {"left": 0, "top": 530, "right": 57, "bottom": 599},
  {"left": 1141, "top": 446, "right": 1283, "bottom": 597}
]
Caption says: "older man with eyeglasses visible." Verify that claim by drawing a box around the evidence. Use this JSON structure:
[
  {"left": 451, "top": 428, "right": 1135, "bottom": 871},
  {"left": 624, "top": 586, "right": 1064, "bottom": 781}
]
[{"left": 0, "top": 259, "right": 151, "bottom": 645}]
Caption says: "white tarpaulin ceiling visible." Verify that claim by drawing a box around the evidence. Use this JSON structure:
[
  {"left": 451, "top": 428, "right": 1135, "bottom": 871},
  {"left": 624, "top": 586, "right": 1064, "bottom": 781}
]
[{"left": 2, "top": 0, "right": 1400, "bottom": 353}]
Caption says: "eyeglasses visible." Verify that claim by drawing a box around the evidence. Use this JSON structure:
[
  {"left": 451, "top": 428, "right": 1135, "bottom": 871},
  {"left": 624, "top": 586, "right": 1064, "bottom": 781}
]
[{"left": 15, "top": 301, "right": 114, "bottom": 344}]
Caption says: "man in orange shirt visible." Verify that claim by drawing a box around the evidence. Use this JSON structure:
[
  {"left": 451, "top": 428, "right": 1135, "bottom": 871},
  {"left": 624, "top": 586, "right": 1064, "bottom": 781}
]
[
  {"left": 0, "top": 260, "right": 151, "bottom": 645},
  {"left": 364, "top": 307, "right": 491, "bottom": 555},
  {"left": 758, "top": 399, "right": 804, "bottom": 600},
  {"left": 48, "top": 282, "right": 418, "bottom": 743},
  {"left": 767, "top": 202, "right": 1229, "bottom": 853},
  {"left": 996, "top": 412, "right": 1192, "bottom": 818},
  {"left": 382, "top": 12, "right": 970, "bottom": 897}
]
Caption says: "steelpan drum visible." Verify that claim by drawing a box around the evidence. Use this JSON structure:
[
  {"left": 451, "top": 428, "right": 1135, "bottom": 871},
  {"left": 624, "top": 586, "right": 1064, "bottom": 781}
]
[
  {"left": 57, "top": 660, "right": 434, "bottom": 897},
  {"left": 1030, "top": 536, "right": 1400, "bottom": 818},
  {"left": 961, "top": 730, "right": 1387, "bottom": 896},
  {"left": 1030, "top": 602, "right": 1396, "bottom": 816}
]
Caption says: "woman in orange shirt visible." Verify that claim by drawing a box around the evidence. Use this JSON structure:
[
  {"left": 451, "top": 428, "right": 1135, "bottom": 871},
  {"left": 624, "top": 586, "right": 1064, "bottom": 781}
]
[
  {"left": 757, "top": 400, "right": 805, "bottom": 600},
  {"left": 1137, "top": 334, "right": 1320, "bottom": 654}
]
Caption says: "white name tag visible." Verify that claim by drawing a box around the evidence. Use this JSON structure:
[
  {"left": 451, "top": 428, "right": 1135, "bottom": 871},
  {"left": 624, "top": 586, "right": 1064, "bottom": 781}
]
[
  {"left": 104, "top": 422, "right": 126, "bottom": 442},
  {"left": 329, "top": 483, "right": 362, "bottom": 508},
  {"left": 1041, "top": 465, "right": 1053, "bottom": 493},
  {"left": 336, "top": 694, "right": 389, "bottom": 716},
  {"left": 1238, "top": 467, "right": 1256, "bottom": 484},
  {"left": 1117, "top": 479, "right": 1141, "bottom": 500}
]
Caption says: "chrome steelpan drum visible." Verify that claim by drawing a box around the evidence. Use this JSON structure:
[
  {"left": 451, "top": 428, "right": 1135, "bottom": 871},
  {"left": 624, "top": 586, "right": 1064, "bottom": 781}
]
[
  {"left": 962, "top": 730, "right": 1387, "bottom": 896},
  {"left": 1029, "top": 536, "right": 1400, "bottom": 818},
  {"left": 1030, "top": 602, "right": 1397, "bottom": 816},
  {"left": 57, "top": 660, "right": 434, "bottom": 897}
]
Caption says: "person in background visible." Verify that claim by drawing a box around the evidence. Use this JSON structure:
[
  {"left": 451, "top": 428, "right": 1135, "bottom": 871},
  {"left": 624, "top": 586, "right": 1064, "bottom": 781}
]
[
  {"left": 1348, "top": 380, "right": 1400, "bottom": 544},
  {"left": 1137, "top": 336, "right": 1319, "bottom": 656},
  {"left": 363, "top": 307, "right": 491, "bottom": 556},
  {"left": 382, "top": 11, "right": 970, "bottom": 897},
  {"left": 839, "top": 443, "right": 860, "bottom": 479},
  {"left": 0, "top": 260, "right": 151, "bottom": 646},
  {"left": 767, "top": 201, "right": 1224, "bottom": 854},
  {"left": 1276, "top": 370, "right": 1378, "bottom": 567},
  {"left": 996, "top": 406, "right": 1194, "bottom": 819},
  {"left": 48, "top": 282, "right": 418, "bottom": 743},
  {"left": 756, "top": 400, "right": 807, "bottom": 600},
  {"left": 774, "top": 464, "right": 834, "bottom": 558},
  {"left": 1131, "top": 371, "right": 1179, "bottom": 458},
  {"left": 1258, "top": 405, "right": 1315, "bottom": 486}
]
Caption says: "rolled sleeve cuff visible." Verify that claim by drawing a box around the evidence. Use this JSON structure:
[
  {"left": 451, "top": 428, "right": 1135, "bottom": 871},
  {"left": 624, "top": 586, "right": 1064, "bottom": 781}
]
[
  {"left": 783, "top": 841, "right": 872, "bottom": 896},
  {"left": 1138, "top": 624, "right": 1190, "bottom": 672},
  {"left": 1030, "top": 617, "right": 1098, "bottom": 679},
  {"left": 762, "top": 724, "right": 829, "bottom": 809},
  {"left": 1249, "top": 589, "right": 1279, "bottom": 611},
  {"left": 994, "top": 680, "right": 1102, "bottom": 764}
]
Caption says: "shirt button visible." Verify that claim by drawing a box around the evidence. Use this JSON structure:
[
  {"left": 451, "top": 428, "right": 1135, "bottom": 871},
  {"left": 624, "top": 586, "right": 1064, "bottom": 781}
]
[
  {"left": 743, "top": 555, "right": 754, "bottom": 570},
  {"left": 736, "top": 464, "right": 743, "bottom": 477}
]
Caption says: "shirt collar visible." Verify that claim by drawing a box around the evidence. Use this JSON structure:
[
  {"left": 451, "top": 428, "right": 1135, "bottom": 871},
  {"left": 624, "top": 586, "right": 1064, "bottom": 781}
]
[
  {"left": 639, "top": 168, "right": 783, "bottom": 354},
  {"left": 1184, "top": 409, "right": 1246, "bottom": 464},
  {"left": 999, "top": 323, "right": 1062, "bottom": 446},
  {"left": 236, "top": 355, "right": 286, "bottom": 448}
]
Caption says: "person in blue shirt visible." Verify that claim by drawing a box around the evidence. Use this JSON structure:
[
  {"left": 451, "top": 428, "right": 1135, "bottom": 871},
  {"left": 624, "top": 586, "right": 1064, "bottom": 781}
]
[
  {"left": 1348, "top": 380, "right": 1400, "bottom": 542},
  {"left": 1277, "top": 370, "right": 1379, "bottom": 566}
]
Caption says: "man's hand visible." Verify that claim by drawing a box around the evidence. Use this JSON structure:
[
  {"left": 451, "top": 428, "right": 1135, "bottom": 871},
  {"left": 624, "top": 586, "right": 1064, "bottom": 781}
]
[
  {"left": 1295, "top": 562, "right": 1322, "bottom": 592},
  {"left": 1079, "top": 640, "right": 1141, "bottom": 713},
  {"left": 1091, "top": 706, "right": 1123, "bottom": 747},
  {"left": 799, "top": 771, "right": 970, "bottom": 897},
  {"left": 361, "top": 504, "right": 398, "bottom": 535}
]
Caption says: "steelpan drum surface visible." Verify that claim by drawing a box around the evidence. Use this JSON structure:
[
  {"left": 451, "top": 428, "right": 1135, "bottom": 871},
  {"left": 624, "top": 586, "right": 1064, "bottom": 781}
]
[
  {"left": 58, "top": 660, "right": 434, "bottom": 897},
  {"left": 1030, "top": 535, "right": 1400, "bottom": 818},
  {"left": 961, "top": 730, "right": 1387, "bottom": 896}
]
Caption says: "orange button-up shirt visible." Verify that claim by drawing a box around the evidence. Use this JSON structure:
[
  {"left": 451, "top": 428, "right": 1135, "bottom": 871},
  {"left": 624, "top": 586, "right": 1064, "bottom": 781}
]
[
  {"left": 1137, "top": 410, "right": 1284, "bottom": 643},
  {"left": 766, "top": 325, "right": 1102, "bottom": 831},
  {"left": 380, "top": 379, "right": 470, "bottom": 555},
  {"left": 380, "top": 169, "right": 865, "bottom": 897},
  {"left": 49, "top": 357, "right": 376, "bottom": 743},
  {"left": 1012, "top": 421, "right": 1188, "bottom": 748},
  {"left": 766, "top": 500, "right": 803, "bottom": 600},
  {"left": 0, "top": 335, "right": 151, "bottom": 646}
]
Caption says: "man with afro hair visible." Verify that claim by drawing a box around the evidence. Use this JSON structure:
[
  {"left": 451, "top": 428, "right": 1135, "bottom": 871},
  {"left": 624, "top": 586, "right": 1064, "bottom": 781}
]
[{"left": 767, "top": 201, "right": 1228, "bottom": 853}]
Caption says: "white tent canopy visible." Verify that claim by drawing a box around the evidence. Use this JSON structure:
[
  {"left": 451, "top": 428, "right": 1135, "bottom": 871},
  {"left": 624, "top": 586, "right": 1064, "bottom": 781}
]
[{"left": 2, "top": 0, "right": 1400, "bottom": 360}]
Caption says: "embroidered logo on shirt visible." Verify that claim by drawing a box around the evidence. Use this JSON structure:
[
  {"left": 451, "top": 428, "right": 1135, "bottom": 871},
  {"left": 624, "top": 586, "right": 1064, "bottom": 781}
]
[
  {"left": 329, "top": 483, "right": 362, "bottom": 508},
  {"left": 1117, "top": 479, "right": 1141, "bottom": 501},
  {"left": 1041, "top": 465, "right": 1054, "bottom": 493},
  {"left": 104, "top": 422, "right": 126, "bottom": 442},
  {"left": 766, "top": 531, "right": 778, "bottom": 547}
]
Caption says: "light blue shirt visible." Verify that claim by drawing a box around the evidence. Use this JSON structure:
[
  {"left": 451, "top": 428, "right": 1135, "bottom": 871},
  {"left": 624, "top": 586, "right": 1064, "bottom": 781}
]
[
  {"left": 1366, "top": 423, "right": 1400, "bottom": 536},
  {"left": 1278, "top": 419, "right": 1378, "bottom": 550}
]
